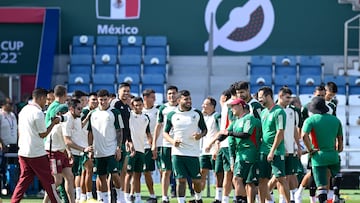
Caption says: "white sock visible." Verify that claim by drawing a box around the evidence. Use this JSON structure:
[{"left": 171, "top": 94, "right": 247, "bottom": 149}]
[
  {"left": 86, "top": 192, "right": 93, "bottom": 200},
  {"left": 97, "top": 191, "right": 103, "bottom": 201},
  {"left": 75, "top": 187, "right": 81, "bottom": 200},
  {"left": 115, "top": 188, "right": 122, "bottom": 201},
  {"left": 162, "top": 196, "right": 169, "bottom": 201},
  {"left": 125, "top": 193, "right": 130, "bottom": 201},
  {"left": 102, "top": 192, "right": 109, "bottom": 203},
  {"left": 278, "top": 195, "right": 285, "bottom": 203},
  {"left": 290, "top": 189, "right": 296, "bottom": 201},
  {"left": 310, "top": 196, "right": 316, "bottom": 203},
  {"left": 135, "top": 193, "right": 141, "bottom": 201},
  {"left": 215, "top": 187, "right": 223, "bottom": 201},
  {"left": 108, "top": 191, "right": 112, "bottom": 203},
  {"left": 194, "top": 192, "right": 202, "bottom": 200},
  {"left": 149, "top": 194, "right": 156, "bottom": 198},
  {"left": 80, "top": 193, "right": 87, "bottom": 201},
  {"left": 328, "top": 190, "right": 334, "bottom": 200},
  {"left": 297, "top": 185, "right": 304, "bottom": 194},
  {"left": 177, "top": 196, "right": 185, "bottom": 203},
  {"left": 222, "top": 196, "right": 229, "bottom": 203}
]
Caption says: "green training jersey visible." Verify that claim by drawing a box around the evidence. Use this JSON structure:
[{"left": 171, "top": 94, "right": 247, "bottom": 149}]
[
  {"left": 302, "top": 113, "right": 342, "bottom": 167},
  {"left": 260, "top": 105, "right": 286, "bottom": 155},
  {"left": 228, "top": 113, "right": 261, "bottom": 163}
]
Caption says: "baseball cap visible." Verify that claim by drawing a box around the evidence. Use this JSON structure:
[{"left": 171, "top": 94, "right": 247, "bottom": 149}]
[{"left": 228, "top": 98, "right": 248, "bottom": 109}]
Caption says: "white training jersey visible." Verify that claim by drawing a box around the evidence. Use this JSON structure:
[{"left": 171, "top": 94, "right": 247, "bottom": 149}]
[
  {"left": 157, "top": 103, "right": 177, "bottom": 147},
  {"left": 18, "top": 102, "right": 47, "bottom": 158},
  {"left": 283, "top": 106, "right": 299, "bottom": 153},
  {"left": 220, "top": 99, "right": 234, "bottom": 148},
  {"left": 167, "top": 108, "right": 205, "bottom": 157},
  {"left": 90, "top": 107, "right": 124, "bottom": 158},
  {"left": 0, "top": 110, "right": 17, "bottom": 145},
  {"left": 142, "top": 106, "right": 158, "bottom": 149},
  {"left": 201, "top": 112, "right": 220, "bottom": 155},
  {"left": 130, "top": 111, "right": 150, "bottom": 153},
  {"left": 45, "top": 123, "right": 66, "bottom": 152},
  {"left": 63, "top": 112, "right": 88, "bottom": 156}
]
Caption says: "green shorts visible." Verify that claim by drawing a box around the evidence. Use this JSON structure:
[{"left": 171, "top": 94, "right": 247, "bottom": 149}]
[
  {"left": 312, "top": 163, "right": 340, "bottom": 187},
  {"left": 285, "top": 154, "right": 299, "bottom": 175},
  {"left": 155, "top": 147, "right": 162, "bottom": 169},
  {"left": 118, "top": 144, "right": 127, "bottom": 171},
  {"left": 127, "top": 151, "right": 145, "bottom": 173},
  {"left": 234, "top": 160, "right": 258, "bottom": 184},
  {"left": 94, "top": 155, "right": 121, "bottom": 176},
  {"left": 72, "top": 153, "right": 90, "bottom": 176},
  {"left": 215, "top": 147, "right": 231, "bottom": 173},
  {"left": 159, "top": 146, "right": 172, "bottom": 171},
  {"left": 258, "top": 152, "right": 286, "bottom": 179},
  {"left": 200, "top": 155, "right": 215, "bottom": 170},
  {"left": 144, "top": 148, "right": 155, "bottom": 172},
  {"left": 172, "top": 155, "right": 201, "bottom": 179}
]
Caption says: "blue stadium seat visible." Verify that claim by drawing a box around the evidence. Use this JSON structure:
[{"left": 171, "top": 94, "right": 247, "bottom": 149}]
[
  {"left": 118, "top": 74, "right": 141, "bottom": 96},
  {"left": 68, "top": 55, "right": 93, "bottom": 75},
  {"left": 141, "top": 74, "right": 166, "bottom": 95},
  {"left": 143, "top": 55, "right": 168, "bottom": 78},
  {"left": 299, "top": 55, "right": 323, "bottom": 76},
  {"left": 96, "top": 36, "right": 119, "bottom": 55},
  {"left": 249, "top": 75, "right": 272, "bottom": 94},
  {"left": 274, "top": 55, "right": 297, "bottom": 76},
  {"left": 118, "top": 55, "right": 142, "bottom": 75},
  {"left": 70, "top": 35, "right": 95, "bottom": 55},
  {"left": 144, "top": 36, "right": 169, "bottom": 57},
  {"left": 298, "top": 75, "right": 322, "bottom": 94},
  {"left": 67, "top": 73, "right": 91, "bottom": 93},
  {"left": 273, "top": 74, "right": 297, "bottom": 94},
  {"left": 94, "top": 54, "right": 117, "bottom": 75},
  {"left": 120, "top": 35, "right": 143, "bottom": 56},
  {"left": 92, "top": 74, "right": 116, "bottom": 93}
]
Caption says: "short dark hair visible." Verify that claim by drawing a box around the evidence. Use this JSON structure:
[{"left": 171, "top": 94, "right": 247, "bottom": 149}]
[
  {"left": 326, "top": 82, "right": 338, "bottom": 93},
  {"left": 54, "top": 85, "right": 67, "bottom": 97},
  {"left": 229, "top": 82, "right": 237, "bottom": 96},
  {"left": 206, "top": 96, "right": 217, "bottom": 108},
  {"left": 32, "top": 88, "right": 48, "bottom": 99},
  {"left": 258, "top": 86, "right": 273, "bottom": 99},
  {"left": 132, "top": 96, "right": 143, "bottom": 104},
  {"left": 177, "top": 90, "right": 190, "bottom": 99},
  {"left": 279, "top": 86, "right": 292, "bottom": 95},
  {"left": 314, "top": 84, "right": 326, "bottom": 92},
  {"left": 97, "top": 89, "right": 109, "bottom": 97},
  {"left": 69, "top": 99, "right": 81, "bottom": 109},
  {"left": 72, "top": 90, "right": 88, "bottom": 99},
  {"left": 222, "top": 89, "right": 232, "bottom": 101},
  {"left": 142, "top": 89, "right": 155, "bottom": 97},
  {"left": 118, "top": 82, "right": 131, "bottom": 90},
  {"left": 234, "top": 81, "right": 250, "bottom": 91},
  {"left": 167, "top": 85, "right": 178, "bottom": 93},
  {"left": 88, "top": 92, "right": 97, "bottom": 97}
]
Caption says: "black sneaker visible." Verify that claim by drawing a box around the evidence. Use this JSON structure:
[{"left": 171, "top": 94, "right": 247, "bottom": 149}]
[
  {"left": 188, "top": 200, "right": 196, "bottom": 203},
  {"left": 130, "top": 195, "right": 135, "bottom": 203},
  {"left": 162, "top": 200, "right": 169, "bottom": 203},
  {"left": 195, "top": 199, "right": 203, "bottom": 203},
  {"left": 146, "top": 197, "right": 158, "bottom": 203},
  {"left": 212, "top": 200, "right": 221, "bottom": 203}
]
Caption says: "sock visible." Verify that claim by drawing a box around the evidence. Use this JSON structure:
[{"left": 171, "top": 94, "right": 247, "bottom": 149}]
[
  {"left": 297, "top": 185, "right": 304, "bottom": 194},
  {"left": 290, "top": 189, "right": 296, "bottom": 201},
  {"left": 75, "top": 187, "right": 81, "bottom": 200},
  {"left": 86, "top": 192, "right": 93, "bottom": 200},
  {"left": 80, "top": 193, "right": 87, "bottom": 201},
  {"left": 125, "top": 193, "right": 130, "bottom": 201},
  {"left": 149, "top": 194, "right": 156, "bottom": 198},
  {"left": 310, "top": 196, "right": 317, "bottom": 203},
  {"left": 279, "top": 195, "right": 285, "bottom": 203},
  {"left": 108, "top": 191, "right": 112, "bottom": 203},
  {"left": 195, "top": 192, "right": 202, "bottom": 200},
  {"left": 96, "top": 191, "right": 102, "bottom": 201},
  {"left": 102, "top": 192, "right": 109, "bottom": 203},
  {"left": 114, "top": 188, "right": 121, "bottom": 201},
  {"left": 135, "top": 193, "right": 141, "bottom": 201},
  {"left": 162, "top": 196, "right": 169, "bottom": 201},
  {"left": 222, "top": 196, "right": 229, "bottom": 203},
  {"left": 327, "top": 190, "right": 334, "bottom": 201},
  {"left": 215, "top": 188, "right": 223, "bottom": 201},
  {"left": 177, "top": 197, "right": 185, "bottom": 203}
]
